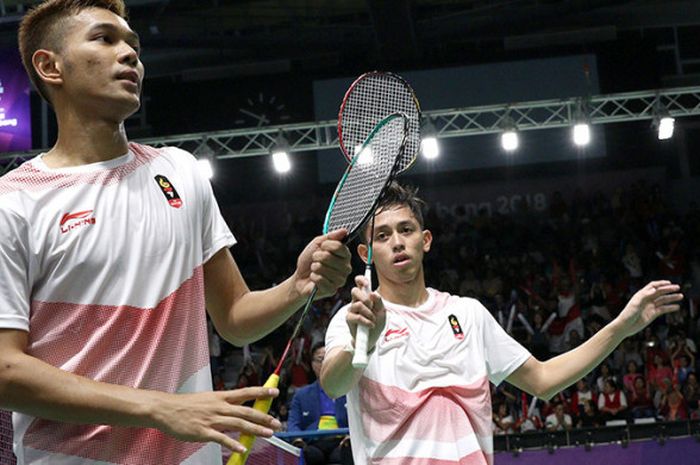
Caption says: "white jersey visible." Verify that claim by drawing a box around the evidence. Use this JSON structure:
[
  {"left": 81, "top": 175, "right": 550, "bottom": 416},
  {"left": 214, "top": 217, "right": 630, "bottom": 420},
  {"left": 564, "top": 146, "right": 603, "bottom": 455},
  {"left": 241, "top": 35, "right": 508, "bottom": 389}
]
[
  {"left": 326, "top": 288, "right": 531, "bottom": 465},
  {"left": 0, "top": 143, "right": 235, "bottom": 465}
]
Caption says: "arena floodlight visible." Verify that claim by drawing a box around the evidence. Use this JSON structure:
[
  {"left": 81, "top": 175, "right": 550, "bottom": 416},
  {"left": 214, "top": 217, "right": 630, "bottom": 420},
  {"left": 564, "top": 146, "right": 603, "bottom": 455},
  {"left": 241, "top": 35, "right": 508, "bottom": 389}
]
[
  {"left": 272, "top": 132, "right": 291, "bottom": 173},
  {"left": 420, "top": 116, "right": 440, "bottom": 159},
  {"left": 194, "top": 139, "right": 215, "bottom": 179}
]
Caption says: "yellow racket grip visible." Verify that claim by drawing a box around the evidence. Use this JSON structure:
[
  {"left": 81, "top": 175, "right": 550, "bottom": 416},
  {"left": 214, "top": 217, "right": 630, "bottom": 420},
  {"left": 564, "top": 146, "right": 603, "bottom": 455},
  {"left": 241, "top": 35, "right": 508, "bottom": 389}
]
[{"left": 226, "top": 373, "right": 280, "bottom": 465}]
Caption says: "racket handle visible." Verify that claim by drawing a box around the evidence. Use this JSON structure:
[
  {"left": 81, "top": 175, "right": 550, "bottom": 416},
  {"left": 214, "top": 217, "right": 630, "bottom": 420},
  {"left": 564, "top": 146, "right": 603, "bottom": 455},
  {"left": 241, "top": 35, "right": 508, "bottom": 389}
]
[
  {"left": 352, "top": 266, "right": 373, "bottom": 369},
  {"left": 226, "top": 374, "right": 280, "bottom": 465}
]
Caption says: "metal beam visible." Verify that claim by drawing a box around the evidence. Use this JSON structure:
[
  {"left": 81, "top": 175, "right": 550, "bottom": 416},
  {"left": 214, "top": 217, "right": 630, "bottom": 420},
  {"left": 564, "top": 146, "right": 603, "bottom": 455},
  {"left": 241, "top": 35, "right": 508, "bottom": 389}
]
[{"left": 2, "top": 86, "right": 700, "bottom": 167}]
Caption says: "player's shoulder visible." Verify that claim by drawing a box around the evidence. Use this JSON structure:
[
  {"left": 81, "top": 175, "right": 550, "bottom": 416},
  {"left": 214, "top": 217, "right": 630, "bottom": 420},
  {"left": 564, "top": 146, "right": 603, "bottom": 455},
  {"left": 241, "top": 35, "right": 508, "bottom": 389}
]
[
  {"left": 430, "top": 288, "right": 486, "bottom": 313},
  {"left": 129, "top": 142, "right": 197, "bottom": 165},
  {"left": 0, "top": 158, "right": 39, "bottom": 214}
]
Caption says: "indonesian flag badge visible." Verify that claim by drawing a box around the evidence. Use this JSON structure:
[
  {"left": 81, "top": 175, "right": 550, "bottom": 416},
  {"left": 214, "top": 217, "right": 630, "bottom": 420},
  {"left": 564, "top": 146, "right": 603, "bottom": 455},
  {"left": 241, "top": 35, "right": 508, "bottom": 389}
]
[
  {"left": 154, "top": 175, "right": 183, "bottom": 208},
  {"left": 448, "top": 314, "right": 464, "bottom": 340}
]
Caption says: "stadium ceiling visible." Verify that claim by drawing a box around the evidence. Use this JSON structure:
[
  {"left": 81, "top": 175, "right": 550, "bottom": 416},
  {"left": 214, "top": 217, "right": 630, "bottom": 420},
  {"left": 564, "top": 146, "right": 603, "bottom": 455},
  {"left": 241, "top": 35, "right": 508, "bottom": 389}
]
[
  {"left": 0, "top": 1, "right": 699, "bottom": 84},
  {"left": 1, "top": 85, "right": 699, "bottom": 174}
]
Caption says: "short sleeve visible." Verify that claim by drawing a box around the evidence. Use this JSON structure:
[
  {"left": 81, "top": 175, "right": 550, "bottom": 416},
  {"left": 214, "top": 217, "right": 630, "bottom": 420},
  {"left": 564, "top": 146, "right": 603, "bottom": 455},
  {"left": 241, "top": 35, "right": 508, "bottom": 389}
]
[
  {"left": 176, "top": 148, "right": 235, "bottom": 262},
  {"left": 0, "top": 206, "right": 31, "bottom": 330},
  {"left": 325, "top": 304, "right": 352, "bottom": 353},
  {"left": 479, "top": 302, "right": 531, "bottom": 385}
]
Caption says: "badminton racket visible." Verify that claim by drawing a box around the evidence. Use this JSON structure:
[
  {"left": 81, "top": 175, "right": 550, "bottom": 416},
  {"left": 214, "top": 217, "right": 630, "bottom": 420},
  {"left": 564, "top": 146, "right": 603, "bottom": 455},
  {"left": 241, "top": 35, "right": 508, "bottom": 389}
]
[
  {"left": 227, "top": 112, "right": 409, "bottom": 465},
  {"left": 337, "top": 71, "right": 421, "bottom": 174},
  {"left": 337, "top": 71, "right": 420, "bottom": 368}
]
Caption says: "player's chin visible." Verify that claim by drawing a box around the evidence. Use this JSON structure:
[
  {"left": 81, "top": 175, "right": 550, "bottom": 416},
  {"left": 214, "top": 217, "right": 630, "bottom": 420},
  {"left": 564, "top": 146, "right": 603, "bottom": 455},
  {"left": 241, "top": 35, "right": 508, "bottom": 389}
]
[{"left": 107, "top": 94, "right": 141, "bottom": 119}]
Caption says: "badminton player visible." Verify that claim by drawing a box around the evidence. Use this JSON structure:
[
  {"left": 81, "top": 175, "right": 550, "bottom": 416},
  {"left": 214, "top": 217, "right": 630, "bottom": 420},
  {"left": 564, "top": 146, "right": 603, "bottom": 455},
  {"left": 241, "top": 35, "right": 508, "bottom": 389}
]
[
  {"left": 0, "top": 1, "right": 350, "bottom": 464},
  {"left": 321, "top": 182, "right": 682, "bottom": 464}
]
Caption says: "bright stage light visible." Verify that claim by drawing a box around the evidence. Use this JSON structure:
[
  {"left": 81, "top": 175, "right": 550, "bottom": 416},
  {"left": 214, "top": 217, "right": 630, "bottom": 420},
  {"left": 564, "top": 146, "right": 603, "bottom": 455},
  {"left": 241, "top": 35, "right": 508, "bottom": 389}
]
[
  {"left": 421, "top": 136, "right": 439, "bottom": 159},
  {"left": 573, "top": 123, "right": 591, "bottom": 146},
  {"left": 657, "top": 116, "right": 675, "bottom": 140},
  {"left": 272, "top": 150, "right": 291, "bottom": 173},
  {"left": 501, "top": 131, "right": 519, "bottom": 152}
]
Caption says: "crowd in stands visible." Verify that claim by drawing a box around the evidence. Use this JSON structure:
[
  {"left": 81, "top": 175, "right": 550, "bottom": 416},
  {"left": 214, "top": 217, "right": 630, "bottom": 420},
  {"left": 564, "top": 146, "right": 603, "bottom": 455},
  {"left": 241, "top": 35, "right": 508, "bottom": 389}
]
[{"left": 209, "top": 180, "right": 700, "bottom": 437}]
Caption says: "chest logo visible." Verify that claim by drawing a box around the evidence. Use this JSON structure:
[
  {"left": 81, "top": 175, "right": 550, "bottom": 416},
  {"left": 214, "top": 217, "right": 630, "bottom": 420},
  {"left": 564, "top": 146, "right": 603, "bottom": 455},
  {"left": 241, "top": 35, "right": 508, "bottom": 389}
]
[
  {"left": 59, "top": 210, "right": 96, "bottom": 234},
  {"left": 449, "top": 314, "right": 464, "bottom": 340},
  {"left": 154, "top": 175, "right": 182, "bottom": 208},
  {"left": 384, "top": 327, "right": 409, "bottom": 342}
]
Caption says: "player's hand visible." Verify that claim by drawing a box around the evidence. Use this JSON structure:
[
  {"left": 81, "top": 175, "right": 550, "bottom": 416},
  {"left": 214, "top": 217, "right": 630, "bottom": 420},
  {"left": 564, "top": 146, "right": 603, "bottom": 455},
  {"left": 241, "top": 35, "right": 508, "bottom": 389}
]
[
  {"left": 612, "top": 280, "right": 683, "bottom": 339},
  {"left": 347, "top": 275, "right": 386, "bottom": 351},
  {"left": 294, "top": 229, "right": 351, "bottom": 299},
  {"left": 153, "top": 387, "right": 281, "bottom": 452}
]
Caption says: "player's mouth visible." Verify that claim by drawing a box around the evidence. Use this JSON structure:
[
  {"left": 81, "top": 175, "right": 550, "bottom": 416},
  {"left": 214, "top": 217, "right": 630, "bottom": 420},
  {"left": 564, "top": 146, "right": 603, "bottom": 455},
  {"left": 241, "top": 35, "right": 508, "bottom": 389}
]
[
  {"left": 116, "top": 70, "right": 140, "bottom": 90},
  {"left": 393, "top": 253, "right": 411, "bottom": 267}
]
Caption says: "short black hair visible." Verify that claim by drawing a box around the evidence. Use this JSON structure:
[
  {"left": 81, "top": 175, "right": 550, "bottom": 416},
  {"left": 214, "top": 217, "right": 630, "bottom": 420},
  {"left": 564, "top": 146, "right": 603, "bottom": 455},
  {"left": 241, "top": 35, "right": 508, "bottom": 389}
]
[
  {"left": 361, "top": 182, "right": 425, "bottom": 243},
  {"left": 311, "top": 341, "right": 325, "bottom": 356}
]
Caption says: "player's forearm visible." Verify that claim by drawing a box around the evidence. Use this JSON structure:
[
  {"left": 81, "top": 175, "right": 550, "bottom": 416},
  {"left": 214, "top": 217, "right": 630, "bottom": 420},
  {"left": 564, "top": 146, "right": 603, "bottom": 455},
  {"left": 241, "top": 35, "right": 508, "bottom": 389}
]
[
  {"left": 219, "top": 276, "right": 305, "bottom": 346},
  {"left": 320, "top": 347, "right": 364, "bottom": 399},
  {"left": 0, "top": 350, "right": 166, "bottom": 429},
  {"left": 537, "top": 322, "right": 625, "bottom": 399}
]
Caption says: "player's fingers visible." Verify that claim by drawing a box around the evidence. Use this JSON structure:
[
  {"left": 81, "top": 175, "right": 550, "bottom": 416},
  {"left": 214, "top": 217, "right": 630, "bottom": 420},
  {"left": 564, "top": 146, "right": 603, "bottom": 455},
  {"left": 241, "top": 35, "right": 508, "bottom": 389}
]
[
  {"left": 351, "top": 285, "right": 372, "bottom": 306},
  {"left": 319, "top": 238, "right": 351, "bottom": 258},
  {"left": 651, "top": 285, "right": 681, "bottom": 298},
  {"left": 351, "top": 314, "right": 376, "bottom": 329},
  {"left": 354, "top": 275, "right": 369, "bottom": 289},
  {"left": 647, "top": 280, "right": 672, "bottom": 289},
  {"left": 310, "top": 260, "right": 349, "bottom": 281},
  {"left": 311, "top": 250, "right": 348, "bottom": 270},
  {"left": 349, "top": 301, "right": 376, "bottom": 324},
  {"left": 209, "top": 431, "right": 247, "bottom": 453},
  {"left": 369, "top": 292, "right": 384, "bottom": 313},
  {"left": 224, "top": 387, "right": 278, "bottom": 404},
  {"left": 213, "top": 415, "right": 276, "bottom": 437},
  {"left": 656, "top": 304, "right": 681, "bottom": 316},
  {"left": 324, "top": 229, "right": 349, "bottom": 242},
  {"left": 309, "top": 272, "right": 345, "bottom": 295},
  {"left": 654, "top": 293, "right": 684, "bottom": 306},
  {"left": 220, "top": 405, "right": 282, "bottom": 430}
]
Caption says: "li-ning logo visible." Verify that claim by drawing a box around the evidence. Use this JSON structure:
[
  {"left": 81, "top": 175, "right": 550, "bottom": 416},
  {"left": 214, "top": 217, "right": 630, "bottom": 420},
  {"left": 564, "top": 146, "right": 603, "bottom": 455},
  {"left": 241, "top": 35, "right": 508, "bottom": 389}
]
[
  {"left": 384, "top": 327, "right": 409, "bottom": 342},
  {"left": 60, "top": 210, "right": 96, "bottom": 234}
]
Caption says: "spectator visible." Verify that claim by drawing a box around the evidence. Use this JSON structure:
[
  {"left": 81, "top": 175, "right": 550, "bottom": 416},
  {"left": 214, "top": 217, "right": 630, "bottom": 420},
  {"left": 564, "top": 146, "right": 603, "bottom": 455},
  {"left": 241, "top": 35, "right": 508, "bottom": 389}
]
[
  {"left": 683, "top": 372, "right": 700, "bottom": 418},
  {"left": 598, "top": 379, "right": 628, "bottom": 423},
  {"left": 596, "top": 363, "right": 617, "bottom": 393},
  {"left": 569, "top": 379, "right": 595, "bottom": 419},
  {"left": 276, "top": 403, "right": 289, "bottom": 432},
  {"left": 648, "top": 354, "right": 674, "bottom": 392},
  {"left": 671, "top": 341, "right": 696, "bottom": 385},
  {"left": 623, "top": 361, "right": 642, "bottom": 393},
  {"left": 493, "top": 402, "right": 516, "bottom": 435},
  {"left": 576, "top": 399, "right": 601, "bottom": 428},
  {"left": 288, "top": 343, "right": 351, "bottom": 465},
  {"left": 545, "top": 402, "right": 573, "bottom": 432},
  {"left": 628, "top": 376, "right": 655, "bottom": 419},
  {"left": 659, "top": 386, "right": 688, "bottom": 421}
]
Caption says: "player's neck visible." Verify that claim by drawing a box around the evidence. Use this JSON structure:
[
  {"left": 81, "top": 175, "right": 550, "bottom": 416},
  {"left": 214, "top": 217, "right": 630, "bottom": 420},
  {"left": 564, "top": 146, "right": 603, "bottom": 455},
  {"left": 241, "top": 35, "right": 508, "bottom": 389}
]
[
  {"left": 43, "top": 105, "right": 130, "bottom": 168},
  {"left": 377, "top": 272, "right": 429, "bottom": 308}
]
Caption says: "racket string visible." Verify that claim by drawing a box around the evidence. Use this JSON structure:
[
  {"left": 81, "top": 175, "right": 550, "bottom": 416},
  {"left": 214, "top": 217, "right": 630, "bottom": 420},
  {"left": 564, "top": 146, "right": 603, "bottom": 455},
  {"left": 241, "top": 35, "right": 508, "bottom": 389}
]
[{"left": 339, "top": 73, "right": 420, "bottom": 173}]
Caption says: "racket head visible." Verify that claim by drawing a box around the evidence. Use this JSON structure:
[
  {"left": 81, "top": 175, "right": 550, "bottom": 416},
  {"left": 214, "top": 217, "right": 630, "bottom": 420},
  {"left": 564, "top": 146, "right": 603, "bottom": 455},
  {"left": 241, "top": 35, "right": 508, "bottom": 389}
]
[
  {"left": 337, "top": 71, "right": 420, "bottom": 174},
  {"left": 324, "top": 112, "right": 409, "bottom": 240}
]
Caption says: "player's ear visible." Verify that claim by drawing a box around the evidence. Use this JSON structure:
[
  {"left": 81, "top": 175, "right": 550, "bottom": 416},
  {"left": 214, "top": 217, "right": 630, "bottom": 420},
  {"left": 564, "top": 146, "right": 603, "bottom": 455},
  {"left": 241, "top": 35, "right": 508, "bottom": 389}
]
[
  {"left": 33, "top": 49, "right": 63, "bottom": 87},
  {"left": 357, "top": 243, "right": 369, "bottom": 265},
  {"left": 422, "top": 229, "right": 432, "bottom": 253}
]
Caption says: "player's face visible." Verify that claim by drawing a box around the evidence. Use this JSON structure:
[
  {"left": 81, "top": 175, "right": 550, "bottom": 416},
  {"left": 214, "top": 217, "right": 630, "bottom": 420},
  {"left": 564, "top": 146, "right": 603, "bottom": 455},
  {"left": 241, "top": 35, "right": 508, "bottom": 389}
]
[
  {"left": 362, "top": 205, "right": 432, "bottom": 285},
  {"left": 53, "top": 7, "right": 143, "bottom": 120}
]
